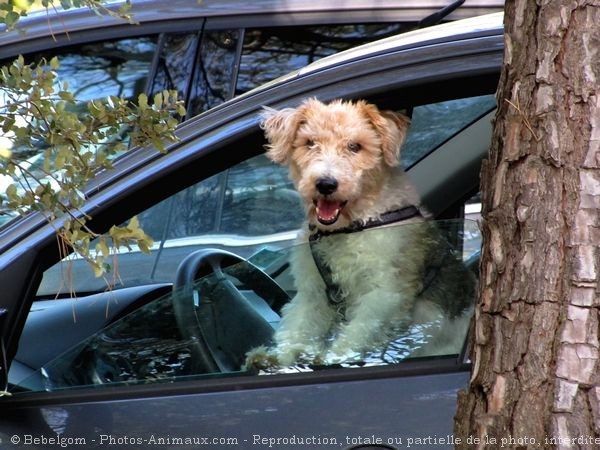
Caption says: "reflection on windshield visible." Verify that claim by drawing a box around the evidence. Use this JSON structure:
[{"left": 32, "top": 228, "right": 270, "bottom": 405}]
[
  {"left": 52, "top": 39, "right": 156, "bottom": 102},
  {"left": 236, "top": 24, "right": 413, "bottom": 97},
  {"left": 13, "top": 219, "right": 479, "bottom": 393}
]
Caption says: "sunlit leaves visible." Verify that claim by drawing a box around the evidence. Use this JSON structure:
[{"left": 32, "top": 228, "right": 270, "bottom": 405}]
[
  {"left": 86, "top": 217, "right": 154, "bottom": 278},
  {"left": 1, "top": 0, "right": 135, "bottom": 31},
  {"left": 0, "top": 2, "right": 28, "bottom": 29},
  {"left": 0, "top": 55, "right": 185, "bottom": 279},
  {"left": 110, "top": 216, "right": 154, "bottom": 254}
]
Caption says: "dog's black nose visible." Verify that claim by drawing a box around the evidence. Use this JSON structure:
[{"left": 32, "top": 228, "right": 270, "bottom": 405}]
[{"left": 316, "top": 177, "right": 338, "bottom": 195}]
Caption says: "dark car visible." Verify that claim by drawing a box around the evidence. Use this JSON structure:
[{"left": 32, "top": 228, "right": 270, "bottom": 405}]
[{"left": 0, "top": 11, "right": 503, "bottom": 450}]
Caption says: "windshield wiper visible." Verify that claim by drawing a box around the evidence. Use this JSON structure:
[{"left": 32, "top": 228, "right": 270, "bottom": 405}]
[{"left": 418, "top": 0, "right": 466, "bottom": 29}]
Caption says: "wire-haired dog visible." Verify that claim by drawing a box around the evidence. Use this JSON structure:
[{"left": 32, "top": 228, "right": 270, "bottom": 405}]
[{"left": 246, "top": 98, "right": 474, "bottom": 368}]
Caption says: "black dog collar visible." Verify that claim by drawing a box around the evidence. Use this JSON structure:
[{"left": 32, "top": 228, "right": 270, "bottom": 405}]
[{"left": 308, "top": 205, "right": 422, "bottom": 242}]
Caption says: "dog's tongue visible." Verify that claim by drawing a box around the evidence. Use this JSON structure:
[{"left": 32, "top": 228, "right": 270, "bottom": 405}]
[{"left": 316, "top": 199, "right": 343, "bottom": 224}]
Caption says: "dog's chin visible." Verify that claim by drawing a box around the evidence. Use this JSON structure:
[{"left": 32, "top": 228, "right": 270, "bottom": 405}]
[{"left": 313, "top": 198, "right": 348, "bottom": 228}]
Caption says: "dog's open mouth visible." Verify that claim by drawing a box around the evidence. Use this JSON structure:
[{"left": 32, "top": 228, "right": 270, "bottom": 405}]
[{"left": 314, "top": 199, "right": 347, "bottom": 225}]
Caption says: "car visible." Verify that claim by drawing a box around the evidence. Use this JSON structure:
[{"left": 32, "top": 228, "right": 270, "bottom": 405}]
[
  {"left": 0, "top": 11, "right": 504, "bottom": 450},
  {"left": 0, "top": 0, "right": 504, "bottom": 228}
]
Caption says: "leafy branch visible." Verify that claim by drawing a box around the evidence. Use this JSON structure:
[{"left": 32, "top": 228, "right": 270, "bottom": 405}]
[
  {"left": 0, "top": 55, "right": 186, "bottom": 279},
  {"left": 1, "top": 0, "right": 134, "bottom": 31}
]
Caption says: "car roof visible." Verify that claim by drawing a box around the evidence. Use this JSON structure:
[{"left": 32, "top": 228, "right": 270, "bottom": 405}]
[{"left": 0, "top": 0, "right": 504, "bottom": 52}]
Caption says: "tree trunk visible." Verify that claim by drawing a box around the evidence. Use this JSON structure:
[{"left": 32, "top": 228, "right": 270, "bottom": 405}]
[{"left": 455, "top": 1, "right": 600, "bottom": 449}]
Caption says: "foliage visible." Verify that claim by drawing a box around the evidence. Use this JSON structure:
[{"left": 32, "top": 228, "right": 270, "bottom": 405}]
[
  {"left": 1, "top": 0, "right": 134, "bottom": 31},
  {"left": 0, "top": 55, "right": 185, "bottom": 279}
]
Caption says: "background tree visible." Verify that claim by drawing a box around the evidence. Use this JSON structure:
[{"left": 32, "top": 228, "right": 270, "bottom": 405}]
[{"left": 455, "top": 1, "right": 600, "bottom": 448}]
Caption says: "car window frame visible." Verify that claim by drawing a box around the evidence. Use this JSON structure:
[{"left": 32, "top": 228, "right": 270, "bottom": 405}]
[
  {"left": 0, "top": 30, "right": 503, "bottom": 404},
  {"left": 35, "top": 94, "right": 495, "bottom": 297}
]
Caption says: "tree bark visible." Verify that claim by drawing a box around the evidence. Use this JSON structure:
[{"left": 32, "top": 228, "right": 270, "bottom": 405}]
[{"left": 455, "top": 1, "right": 600, "bottom": 449}]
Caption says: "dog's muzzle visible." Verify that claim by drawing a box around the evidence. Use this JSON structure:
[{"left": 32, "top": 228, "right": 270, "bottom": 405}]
[{"left": 313, "top": 177, "right": 347, "bottom": 225}]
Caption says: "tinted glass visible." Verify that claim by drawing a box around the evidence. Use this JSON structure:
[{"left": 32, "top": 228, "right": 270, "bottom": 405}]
[
  {"left": 139, "top": 173, "right": 221, "bottom": 241},
  {"left": 149, "top": 33, "right": 199, "bottom": 106},
  {"left": 188, "top": 29, "right": 240, "bottom": 117},
  {"left": 219, "top": 155, "right": 303, "bottom": 235},
  {"left": 36, "top": 38, "right": 156, "bottom": 103},
  {"left": 402, "top": 94, "right": 496, "bottom": 168},
  {"left": 14, "top": 220, "right": 478, "bottom": 393},
  {"left": 236, "top": 24, "right": 410, "bottom": 96},
  {"left": 37, "top": 154, "right": 301, "bottom": 295}
]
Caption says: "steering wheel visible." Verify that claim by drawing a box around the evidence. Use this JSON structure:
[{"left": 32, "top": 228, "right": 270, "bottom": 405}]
[{"left": 172, "top": 248, "right": 289, "bottom": 372}]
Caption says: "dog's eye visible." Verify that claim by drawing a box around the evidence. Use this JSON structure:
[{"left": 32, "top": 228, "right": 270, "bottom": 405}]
[
  {"left": 347, "top": 142, "right": 362, "bottom": 153},
  {"left": 306, "top": 139, "right": 316, "bottom": 148}
]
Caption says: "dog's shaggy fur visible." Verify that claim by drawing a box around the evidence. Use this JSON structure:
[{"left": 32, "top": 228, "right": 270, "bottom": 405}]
[{"left": 246, "top": 98, "right": 474, "bottom": 368}]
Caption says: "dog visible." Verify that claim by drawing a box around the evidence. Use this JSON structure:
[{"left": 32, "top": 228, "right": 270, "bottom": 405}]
[{"left": 245, "top": 98, "right": 475, "bottom": 369}]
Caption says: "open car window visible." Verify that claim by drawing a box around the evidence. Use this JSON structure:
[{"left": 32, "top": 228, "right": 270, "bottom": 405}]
[
  {"left": 36, "top": 94, "right": 495, "bottom": 296},
  {"left": 11, "top": 219, "right": 479, "bottom": 394}
]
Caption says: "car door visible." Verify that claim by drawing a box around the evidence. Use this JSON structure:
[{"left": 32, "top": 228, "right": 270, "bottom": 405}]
[
  {"left": 4, "top": 220, "right": 479, "bottom": 447},
  {"left": 0, "top": 18, "right": 503, "bottom": 450}
]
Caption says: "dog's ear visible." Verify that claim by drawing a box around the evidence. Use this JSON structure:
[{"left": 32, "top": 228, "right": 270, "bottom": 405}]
[
  {"left": 362, "top": 103, "right": 411, "bottom": 167},
  {"left": 260, "top": 106, "right": 302, "bottom": 165},
  {"left": 380, "top": 111, "right": 411, "bottom": 167}
]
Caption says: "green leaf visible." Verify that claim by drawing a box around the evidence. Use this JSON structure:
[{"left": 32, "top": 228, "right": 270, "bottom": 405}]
[
  {"left": 49, "top": 56, "right": 60, "bottom": 70},
  {"left": 95, "top": 238, "right": 110, "bottom": 258},
  {"left": 4, "top": 11, "right": 20, "bottom": 27},
  {"left": 153, "top": 92, "right": 163, "bottom": 109},
  {"left": 91, "top": 260, "right": 105, "bottom": 278},
  {"left": 138, "top": 93, "right": 148, "bottom": 110},
  {"left": 58, "top": 91, "right": 74, "bottom": 102},
  {"left": 5, "top": 184, "right": 18, "bottom": 201}
]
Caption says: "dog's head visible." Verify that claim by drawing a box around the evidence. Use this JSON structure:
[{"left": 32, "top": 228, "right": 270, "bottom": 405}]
[{"left": 260, "top": 98, "right": 410, "bottom": 230}]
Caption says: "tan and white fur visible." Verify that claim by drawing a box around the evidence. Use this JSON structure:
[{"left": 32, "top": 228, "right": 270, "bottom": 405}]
[{"left": 247, "top": 98, "right": 474, "bottom": 368}]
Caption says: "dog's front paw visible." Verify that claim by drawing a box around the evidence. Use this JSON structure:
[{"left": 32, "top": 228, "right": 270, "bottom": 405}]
[
  {"left": 323, "top": 349, "right": 362, "bottom": 365},
  {"left": 274, "top": 343, "right": 313, "bottom": 367},
  {"left": 327, "top": 336, "right": 363, "bottom": 362},
  {"left": 244, "top": 343, "right": 325, "bottom": 371},
  {"left": 243, "top": 346, "right": 279, "bottom": 371}
]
